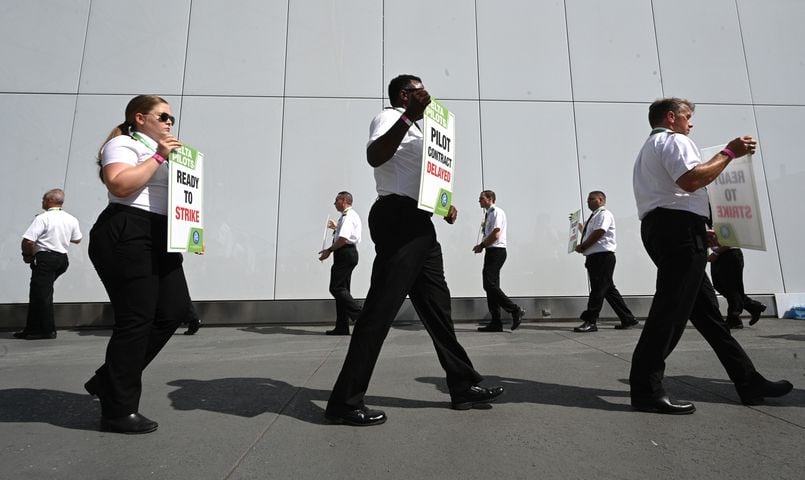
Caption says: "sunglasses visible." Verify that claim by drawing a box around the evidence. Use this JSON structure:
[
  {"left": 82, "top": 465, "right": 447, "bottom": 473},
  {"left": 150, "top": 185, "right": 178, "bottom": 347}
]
[{"left": 153, "top": 112, "right": 176, "bottom": 124}]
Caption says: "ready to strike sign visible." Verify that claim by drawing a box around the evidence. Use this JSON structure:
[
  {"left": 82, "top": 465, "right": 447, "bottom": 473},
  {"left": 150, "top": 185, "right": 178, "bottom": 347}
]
[
  {"left": 418, "top": 98, "right": 455, "bottom": 216},
  {"left": 168, "top": 144, "right": 204, "bottom": 253},
  {"left": 701, "top": 145, "right": 765, "bottom": 251}
]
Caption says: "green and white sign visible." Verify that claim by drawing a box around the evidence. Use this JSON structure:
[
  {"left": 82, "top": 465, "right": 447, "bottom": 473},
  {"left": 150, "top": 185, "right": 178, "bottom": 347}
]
[
  {"left": 168, "top": 144, "right": 204, "bottom": 253},
  {"left": 568, "top": 209, "right": 582, "bottom": 254},
  {"left": 701, "top": 145, "right": 765, "bottom": 251},
  {"left": 418, "top": 98, "right": 455, "bottom": 216}
]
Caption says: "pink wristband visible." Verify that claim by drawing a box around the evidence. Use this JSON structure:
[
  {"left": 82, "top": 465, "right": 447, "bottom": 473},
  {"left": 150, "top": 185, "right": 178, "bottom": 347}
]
[
  {"left": 400, "top": 114, "right": 413, "bottom": 127},
  {"left": 152, "top": 153, "right": 166, "bottom": 165},
  {"left": 721, "top": 148, "right": 736, "bottom": 159}
]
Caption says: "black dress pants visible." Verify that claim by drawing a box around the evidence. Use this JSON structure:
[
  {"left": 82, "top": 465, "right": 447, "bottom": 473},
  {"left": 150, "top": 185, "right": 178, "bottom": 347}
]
[
  {"left": 25, "top": 251, "right": 68, "bottom": 334},
  {"left": 327, "top": 195, "right": 482, "bottom": 414},
  {"left": 88, "top": 204, "right": 190, "bottom": 418},
  {"left": 482, "top": 247, "right": 517, "bottom": 324},
  {"left": 629, "top": 208, "right": 756, "bottom": 400},
  {"left": 329, "top": 245, "right": 361, "bottom": 330},
  {"left": 711, "top": 249, "right": 764, "bottom": 320},
  {"left": 580, "top": 252, "right": 635, "bottom": 323}
]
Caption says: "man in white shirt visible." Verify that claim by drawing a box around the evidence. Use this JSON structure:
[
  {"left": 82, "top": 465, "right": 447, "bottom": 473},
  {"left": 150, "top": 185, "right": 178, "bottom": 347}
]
[
  {"left": 16, "top": 189, "right": 82, "bottom": 340},
  {"left": 573, "top": 191, "right": 637, "bottom": 332},
  {"left": 474, "top": 190, "right": 525, "bottom": 332},
  {"left": 319, "top": 191, "right": 363, "bottom": 335},
  {"left": 325, "top": 74, "right": 504, "bottom": 426},
  {"left": 630, "top": 97, "right": 791, "bottom": 414}
]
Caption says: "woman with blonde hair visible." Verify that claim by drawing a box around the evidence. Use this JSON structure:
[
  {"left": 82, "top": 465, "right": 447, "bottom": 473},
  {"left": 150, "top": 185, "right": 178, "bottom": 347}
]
[{"left": 84, "top": 95, "right": 191, "bottom": 434}]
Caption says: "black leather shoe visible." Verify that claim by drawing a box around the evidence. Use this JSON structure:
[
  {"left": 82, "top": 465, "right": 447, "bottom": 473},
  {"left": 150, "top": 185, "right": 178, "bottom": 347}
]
[
  {"left": 325, "top": 407, "right": 386, "bottom": 426},
  {"left": 477, "top": 323, "right": 503, "bottom": 332},
  {"left": 631, "top": 396, "right": 696, "bottom": 415},
  {"left": 325, "top": 328, "right": 350, "bottom": 336},
  {"left": 184, "top": 318, "right": 201, "bottom": 335},
  {"left": 101, "top": 413, "right": 159, "bottom": 434},
  {"left": 748, "top": 304, "right": 767, "bottom": 326},
  {"left": 24, "top": 331, "right": 57, "bottom": 340},
  {"left": 84, "top": 376, "right": 101, "bottom": 396},
  {"left": 451, "top": 385, "right": 505, "bottom": 410},
  {"left": 614, "top": 319, "right": 639, "bottom": 330},
  {"left": 573, "top": 321, "right": 598, "bottom": 333},
  {"left": 725, "top": 317, "right": 743, "bottom": 329},
  {"left": 13, "top": 330, "right": 31, "bottom": 339},
  {"left": 511, "top": 307, "right": 525, "bottom": 331},
  {"left": 737, "top": 372, "right": 794, "bottom": 405}
]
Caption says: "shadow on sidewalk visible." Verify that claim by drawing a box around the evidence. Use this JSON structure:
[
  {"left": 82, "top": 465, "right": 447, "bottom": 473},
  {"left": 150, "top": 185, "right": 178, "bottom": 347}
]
[{"left": 0, "top": 389, "right": 99, "bottom": 431}]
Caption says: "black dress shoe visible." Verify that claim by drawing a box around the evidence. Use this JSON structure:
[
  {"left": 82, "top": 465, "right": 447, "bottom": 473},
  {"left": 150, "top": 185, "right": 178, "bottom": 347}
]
[
  {"left": 325, "top": 407, "right": 387, "bottom": 426},
  {"left": 451, "top": 385, "right": 505, "bottom": 410},
  {"left": 101, "top": 413, "right": 159, "bottom": 434},
  {"left": 13, "top": 330, "right": 31, "bottom": 339},
  {"left": 24, "top": 331, "right": 57, "bottom": 340},
  {"left": 477, "top": 323, "right": 503, "bottom": 332},
  {"left": 725, "top": 316, "right": 743, "bottom": 329},
  {"left": 184, "top": 318, "right": 201, "bottom": 335},
  {"left": 573, "top": 321, "right": 598, "bottom": 333},
  {"left": 325, "top": 328, "right": 350, "bottom": 336},
  {"left": 614, "top": 319, "right": 639, "bottom": 330},
  {"left": 737, "top": 372, "right": 794, "bottom": 405},
  {"left": 631, "top": 396, "right": 696, "bottom": 415},
  {"left": 511, "top": 307, "right": 525, "bottom": 331},
  {"left": 84, "top": 376, "right": 101, "bottom": 396},
  {"left": 748, "top": 304, "right": 767, "bottom": 326}
]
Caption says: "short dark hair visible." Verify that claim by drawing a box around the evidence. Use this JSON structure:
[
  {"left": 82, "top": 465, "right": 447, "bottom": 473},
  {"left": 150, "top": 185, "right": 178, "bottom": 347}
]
[
  {"left": 388, "top": 74, "right": 422, "bottom": 107},
  {"left": 648, "top": 97, "right": 695, "bottom": 127},
  {"left": 588, "top": 190, "right": 606, "bottom": 200},
  {"left": 481, "top": 190, "right": 496, "bottom": 202},
  {"left": 337, "top": 191, "right": 353, "bottom": 205}
]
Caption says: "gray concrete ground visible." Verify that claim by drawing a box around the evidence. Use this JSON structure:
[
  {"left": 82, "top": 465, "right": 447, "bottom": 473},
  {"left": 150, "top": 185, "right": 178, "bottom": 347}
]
[{"left": 1, "top": 318, "right": 804, "bottom": 480}]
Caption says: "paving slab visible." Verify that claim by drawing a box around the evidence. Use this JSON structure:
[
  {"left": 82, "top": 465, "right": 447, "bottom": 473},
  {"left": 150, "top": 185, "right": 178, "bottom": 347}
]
[{"left": 1, "top": 319, "right": 804, "bottom": 480}]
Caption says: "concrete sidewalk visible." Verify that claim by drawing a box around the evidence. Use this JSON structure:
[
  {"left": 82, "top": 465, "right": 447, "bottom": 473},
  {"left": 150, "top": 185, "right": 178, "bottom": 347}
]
[{"left": 1, "top": 318, "right": 804, "bottom": 480}]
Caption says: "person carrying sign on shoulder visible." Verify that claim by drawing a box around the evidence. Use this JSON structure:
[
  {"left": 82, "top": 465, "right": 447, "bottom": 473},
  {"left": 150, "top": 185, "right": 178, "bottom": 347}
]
[
  {"left": 324, "top": 74, "right": 504, "bottom": 427},
  {"left": 572, "top": 190, "right": 638, "bottom": 333},
  {"left": 318, "top": 191, "right": 363, "bottom": 336},
  {"left": 630, "top": 97, "right": 791, "bottom": 415},
  {"left": 84, "top": 95, "right": 191, "bottom": 434},
  {"left": 474, "top": 190, "right": 526, "bottom": 332}
]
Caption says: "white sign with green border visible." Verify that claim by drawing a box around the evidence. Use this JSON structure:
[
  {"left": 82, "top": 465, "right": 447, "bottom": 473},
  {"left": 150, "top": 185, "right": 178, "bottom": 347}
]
[
  {"left": 167, "top": 144, "right": 204, "bottom": 253},
  {"left": 568, "top": 209, "right": 582, "bottom": 254},
  {"left": 701, "top": 144, "right": 765, "bottom": 251},
  {"left": 418, "top": 98, "right": 455, "bottom": 216}
]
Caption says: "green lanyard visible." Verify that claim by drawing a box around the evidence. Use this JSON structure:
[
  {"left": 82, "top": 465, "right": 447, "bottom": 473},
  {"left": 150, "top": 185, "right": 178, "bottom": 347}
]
[
  {"left": 131, "top": 131, "right": 157, "bottom": 152},
  {"left": 650, "top": 128, "right": 672, "bottom": 136}
]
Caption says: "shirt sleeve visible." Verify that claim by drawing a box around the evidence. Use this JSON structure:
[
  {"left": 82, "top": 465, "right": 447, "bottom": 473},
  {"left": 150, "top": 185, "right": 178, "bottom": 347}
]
[
  {"left": 368, "top": 110, "right": 400, "bottom": 145},
  {"left": 101, "top": 136, "right": 140, "bottom": 167},
  {"left": 22, "top": 215, "right": 45, "bottom": 241},
  {"left": 71, "top": 217, "right": 83, "bottom": 241},
  {"left": 661, "top": 134, "right": 702, "bottom": 182},
  {"left": 590, "top": 210, "right": 612, "bottom": 232}
]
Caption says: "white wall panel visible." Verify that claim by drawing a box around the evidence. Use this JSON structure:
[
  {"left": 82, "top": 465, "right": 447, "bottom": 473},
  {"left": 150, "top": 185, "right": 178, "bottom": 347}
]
[
  {"left": 431, "top": 100, "right": 484, "bottom": 298},
  {"left": 476, "top": 0, "right": 571, "bottom": 101},
  {"left": 79, "top": 0, "right": 190, "bottom": 95},
  {"left": 739, "top": 0, "right": 805, "bottom": 105},
  {"left": 653, "top": 0, "right": 751, "bottom": 104},
  {"left": 573, "top": 102, "right": 655, "bottom": 295},
  {"left": 479, "top": 101, "right": 587, "bottom": 296},
  {"left": 0, "top": 0, "right": 90, "bottom": 93},
  {"left": 754, "top": 106, "right": 805, "bottom": 292},
  {"left": 184, "top": 0, "right": 287, "bottom": 96},
  {"left": 274, "top": 98, "right": 380, "bottom": 300},
  {"left": 566, "top": 0, "right": 662, "bottom": 102},
  {"left": 687, "top": 104, "right": 783, "bottom": 294},
  {"left": 285, "top": 0, "right": 381, "bottom": 98},
  {"left": 176, "top": 96, "right": 285, "bottom": 300},
  {"left": 384, "top": 0, "right": 479, "bottom": 100},
  {"left": 0, "top": 95, "right": 79, "bottom": 302}
]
